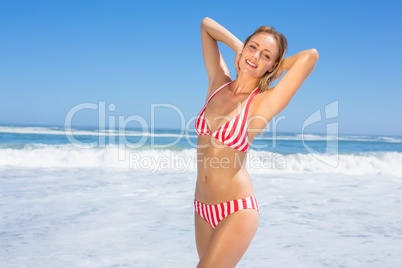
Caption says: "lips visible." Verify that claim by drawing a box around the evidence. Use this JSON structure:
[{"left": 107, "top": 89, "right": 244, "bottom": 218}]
[{"left": 246, "top": 59, "right": 257, "bottom": 68}]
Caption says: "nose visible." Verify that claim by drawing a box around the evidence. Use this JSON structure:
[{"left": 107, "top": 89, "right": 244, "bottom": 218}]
[{"left": 252, "top": 50, "right": 260, "bottom": 60}]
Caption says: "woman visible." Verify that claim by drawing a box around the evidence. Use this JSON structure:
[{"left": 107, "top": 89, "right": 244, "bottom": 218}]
[{"left": 194, "top": 17, "right": 318, "bottom": 267}]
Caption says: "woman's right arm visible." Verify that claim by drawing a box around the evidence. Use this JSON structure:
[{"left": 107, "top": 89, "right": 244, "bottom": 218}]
[{"left": 201, "top": 17, "right": 243, "bottom": 90}]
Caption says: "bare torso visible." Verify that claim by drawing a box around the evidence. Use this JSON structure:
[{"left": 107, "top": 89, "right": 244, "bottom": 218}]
[
  {"left": 194, "top": 81, "right": 267, "bottom": 204},
  {"left": 195, "top": 136, "right": 255, "bottom": 204}
]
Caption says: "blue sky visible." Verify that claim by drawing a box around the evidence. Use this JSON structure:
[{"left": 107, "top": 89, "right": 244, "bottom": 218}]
[{"left": 1, "top": 0, "right": 401, "bottom": 136}]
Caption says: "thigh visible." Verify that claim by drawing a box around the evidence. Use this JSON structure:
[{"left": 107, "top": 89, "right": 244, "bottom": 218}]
[
  {"left": 194, "top": 211, "right": 214, "bottom": 258},
  {"left": 197, "top": 209, "right": 259, "bottom": 268}
]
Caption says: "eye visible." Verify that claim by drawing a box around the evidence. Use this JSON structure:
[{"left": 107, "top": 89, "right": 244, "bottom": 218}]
[
  {"left": 250, "top": 45, "right": 256, "bottom": 49},
  {"left": 264, "top": 54, "right": 270, "bottom": 59}
]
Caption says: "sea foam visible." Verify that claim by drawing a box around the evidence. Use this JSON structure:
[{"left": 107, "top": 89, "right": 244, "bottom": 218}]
[{"left": 1, "top": 144, "right": 401, "bottom": 177}]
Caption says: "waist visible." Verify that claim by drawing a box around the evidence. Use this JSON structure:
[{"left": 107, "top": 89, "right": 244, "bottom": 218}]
[
  {"left": 195, "top": 138, "right": 254, "bottom": 203},
  {"left": 195, "top": 164, "right": 254, "bottom": 204}
]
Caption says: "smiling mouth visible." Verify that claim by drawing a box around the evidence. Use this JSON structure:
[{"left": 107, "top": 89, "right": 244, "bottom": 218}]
[{"left": 246, "top": 59, "right": 257, "bottom": 68}]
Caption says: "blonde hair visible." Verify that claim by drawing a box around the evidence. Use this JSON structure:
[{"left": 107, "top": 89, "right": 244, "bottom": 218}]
[{"left": 243, "top": 26, "right": 288, "bottom": 92}]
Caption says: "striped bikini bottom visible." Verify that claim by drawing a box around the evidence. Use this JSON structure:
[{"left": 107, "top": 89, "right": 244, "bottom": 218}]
[{"left": 194, "top": 195, "right": 259, "bottom": 229}]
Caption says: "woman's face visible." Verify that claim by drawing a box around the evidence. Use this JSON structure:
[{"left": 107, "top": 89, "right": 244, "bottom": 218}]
[{"left": 239, "top": 33, "right": 279, "bottom": 78}]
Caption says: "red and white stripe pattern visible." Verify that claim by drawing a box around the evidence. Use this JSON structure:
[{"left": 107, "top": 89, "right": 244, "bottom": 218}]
[
  {"left": 194, "top": 195, "right": 259, "bottom": 229},
  {"left": 195, "top": 81, "right": 233, "bottom": 135},
  {"left": 195, "top": 81, "right": 260, "bottom": 152}
]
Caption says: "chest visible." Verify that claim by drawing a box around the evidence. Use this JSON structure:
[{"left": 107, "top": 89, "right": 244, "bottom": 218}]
[{"left": 204, "top": 91, "right": 249, "bottom": 132}]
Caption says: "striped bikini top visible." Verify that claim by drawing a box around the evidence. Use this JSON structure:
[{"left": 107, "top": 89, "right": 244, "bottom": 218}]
[{"left": 195, "top": 81, "right": 260, "bottom": 152}]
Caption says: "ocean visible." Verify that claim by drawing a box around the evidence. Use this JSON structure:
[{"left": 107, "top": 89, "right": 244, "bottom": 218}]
[{"left": 1, "top": 124, "right": 401, "bottom": 267}]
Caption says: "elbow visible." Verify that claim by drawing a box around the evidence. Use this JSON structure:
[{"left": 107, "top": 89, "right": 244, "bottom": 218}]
[
  {"left": 308, "top": 48, "right": 319, "bottom": 61},
  {"left": 201, "top": 17, "right": 212, "bottom": 29}
]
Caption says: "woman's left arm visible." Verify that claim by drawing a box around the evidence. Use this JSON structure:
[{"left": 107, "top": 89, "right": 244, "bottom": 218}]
[{"left": 262, "top": 49, "right": 319, "bottom": 117}]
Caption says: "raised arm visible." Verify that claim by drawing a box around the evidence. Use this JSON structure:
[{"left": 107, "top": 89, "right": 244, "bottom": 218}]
[
  {"left": 201, "top": 17, "right": 243, "bottom": 93},
  {"left": 261, "top": 49, "right": 319, "bottom": 117}
]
